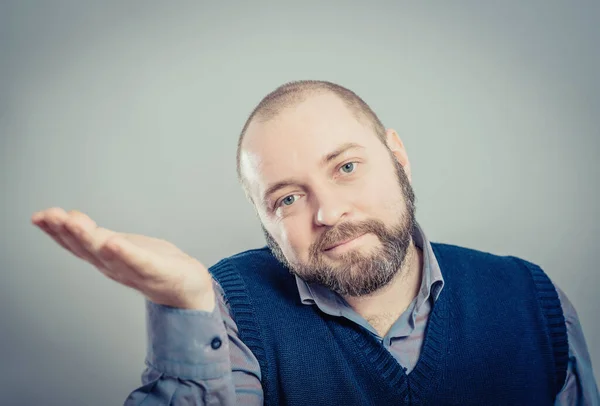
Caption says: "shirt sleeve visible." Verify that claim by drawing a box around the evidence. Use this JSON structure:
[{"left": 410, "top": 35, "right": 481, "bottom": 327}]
[
  {"left": 553, "top": 283, "right": 600, "bottom": 406},
  {"left": 123, "top": 279, "right": 263, "bottom": 405}
]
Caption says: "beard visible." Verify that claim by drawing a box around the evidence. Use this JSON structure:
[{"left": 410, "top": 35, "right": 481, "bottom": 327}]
[{"left": 262, "top": 156, "right": 417, "bottom": 297}]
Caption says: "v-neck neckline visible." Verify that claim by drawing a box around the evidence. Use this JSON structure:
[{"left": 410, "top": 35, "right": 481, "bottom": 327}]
[{"left": 337, "top": 279, "right": 449, "bottom": 400}]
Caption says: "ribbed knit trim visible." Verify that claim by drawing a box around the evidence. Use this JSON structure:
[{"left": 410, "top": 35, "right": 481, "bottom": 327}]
[
  {"left": 209, "top": 253, "right": 273, "bottom": 402},
  {"left": 340, "top": 322, "right": 408, "bottom": 401},
  {"left": 521, "top": 259, "right": 569, "bottom": 396},
  {"left": 408, "top": 303, "right": 447, "bottom": 403}
]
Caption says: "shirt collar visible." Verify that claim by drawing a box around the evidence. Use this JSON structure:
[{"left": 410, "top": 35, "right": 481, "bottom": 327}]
[{"left": 295, "top": 221, "right": 445, "bottom": 314}]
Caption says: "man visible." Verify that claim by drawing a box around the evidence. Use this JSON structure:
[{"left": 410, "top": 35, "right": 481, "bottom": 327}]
[{"left": 32, "top": 80, "right": 599, "bottom": 405}]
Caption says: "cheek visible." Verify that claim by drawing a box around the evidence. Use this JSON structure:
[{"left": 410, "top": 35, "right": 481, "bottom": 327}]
[
  {"left": 360, "top": 172, "right": 405, "bottom": 214},
  {"left": 278, "top": 217, "right": 314, "bottom": 262}
]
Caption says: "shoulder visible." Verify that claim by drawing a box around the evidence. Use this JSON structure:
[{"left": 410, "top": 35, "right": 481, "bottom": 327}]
[
  {"left": 430, "top": 241, "right": 542, "bottom": 273},
  {"left": 208, "top": 246, "right": 294, "bottom": 295},
  {"left": 429, "top": 241, "right": 558, "bottom": 302},
  {"left": 213, "top": 246, "right": 273, "bottom": 264},
  {"left": 209, "top": 246, "right": 277, "bottom": 274}
]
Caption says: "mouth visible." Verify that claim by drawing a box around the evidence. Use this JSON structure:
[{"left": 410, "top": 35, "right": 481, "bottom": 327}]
[{"left": 323, "top": 233, "right": 367, "bottom": 251}]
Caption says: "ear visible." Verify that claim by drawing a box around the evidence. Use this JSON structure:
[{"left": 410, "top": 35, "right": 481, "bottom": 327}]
[{"left": 384, "top": 128, "right": 412, "bottom": 183}]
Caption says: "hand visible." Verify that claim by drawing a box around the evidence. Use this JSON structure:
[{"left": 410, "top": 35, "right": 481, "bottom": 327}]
[{"left": 31, "top": 207, "right": 215, "bottom": 311}]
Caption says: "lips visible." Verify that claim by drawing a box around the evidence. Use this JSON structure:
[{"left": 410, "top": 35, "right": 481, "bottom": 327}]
[{"left": 323, "top": 233, "right": 366, "bottom": 251}]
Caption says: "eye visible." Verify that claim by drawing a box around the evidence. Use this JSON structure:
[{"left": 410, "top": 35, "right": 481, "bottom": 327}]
[
  {"left": 279, "top": 195, "right": 297, "bottom": 207},
  {"left": 340, "top": 162, "right": 358, "bottom": 174}
]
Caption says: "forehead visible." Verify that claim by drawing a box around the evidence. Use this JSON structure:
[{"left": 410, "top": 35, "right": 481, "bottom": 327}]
[{"left": 239, "top": 93, "right": 380, "bottom": 199}]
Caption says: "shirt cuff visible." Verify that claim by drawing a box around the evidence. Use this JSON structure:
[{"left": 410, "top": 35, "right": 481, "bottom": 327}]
[{"left": 145, "top": 297, "right": 230, "bottom": 380}]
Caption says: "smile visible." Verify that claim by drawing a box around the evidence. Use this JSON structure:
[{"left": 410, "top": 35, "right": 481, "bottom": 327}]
[{"left": 323, "top": 233, "right": 368, "bottom": 252}]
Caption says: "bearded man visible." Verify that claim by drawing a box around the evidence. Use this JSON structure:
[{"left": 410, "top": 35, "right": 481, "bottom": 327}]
[{"left": 32, "top": 80, "right": 599, "bottom": 405}]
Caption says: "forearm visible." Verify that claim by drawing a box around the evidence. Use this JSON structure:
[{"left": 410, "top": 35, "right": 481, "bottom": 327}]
[
  {"left": 124, "top": 299, "right": 236, "bottom": 405},
  {"left": 124, "top": 281, "right": 264, "bottom": 406},
  {"left": 124, "top": 366, "right": 235, "bottom": 406}
]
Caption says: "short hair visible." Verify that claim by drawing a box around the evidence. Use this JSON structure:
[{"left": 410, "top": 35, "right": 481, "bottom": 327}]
[{"left": 236, "top": 80, "right": 387, "bottom": 201}]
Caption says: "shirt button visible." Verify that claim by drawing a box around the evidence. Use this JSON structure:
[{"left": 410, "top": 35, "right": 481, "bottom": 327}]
[{"left": 210, "top": 337, "right": 222, "bottom": 350}]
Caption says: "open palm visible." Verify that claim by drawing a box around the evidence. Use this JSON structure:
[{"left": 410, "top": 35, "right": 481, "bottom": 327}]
[{"left": 31, "top": 207, "right": 215, "bottom": 310}]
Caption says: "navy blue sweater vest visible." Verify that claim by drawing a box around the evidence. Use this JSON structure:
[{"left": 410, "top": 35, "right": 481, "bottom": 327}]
[{"left": 209, "top": 243, "right": 568, "bottom": 405}]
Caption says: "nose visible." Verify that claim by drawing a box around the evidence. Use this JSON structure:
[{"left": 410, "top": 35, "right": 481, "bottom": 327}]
[{"left": 314, "top": 186, "right": 351, "bottom": 227}]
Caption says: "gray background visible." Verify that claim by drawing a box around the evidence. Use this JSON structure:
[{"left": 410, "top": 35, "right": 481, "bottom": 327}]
[{"left": 1, "top": 1, "right": 598, "bottom": 405}]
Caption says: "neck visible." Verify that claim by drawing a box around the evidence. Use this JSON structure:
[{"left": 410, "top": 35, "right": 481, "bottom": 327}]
[{"left": 343, "top": 239, "right": 424, "bottom": 337}]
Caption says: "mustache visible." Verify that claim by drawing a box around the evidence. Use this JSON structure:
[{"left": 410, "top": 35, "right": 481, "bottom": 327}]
[{"left": 310, "top": 219, "right": 388, "bottom": 256}]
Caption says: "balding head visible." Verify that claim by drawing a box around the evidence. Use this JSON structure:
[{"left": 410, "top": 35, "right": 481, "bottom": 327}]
[
  {"left": 236, "top": 80, "right": 387, "bottom": 197},
  {"left": 233, "top": 80, "right": 416, "bottom": 298}
]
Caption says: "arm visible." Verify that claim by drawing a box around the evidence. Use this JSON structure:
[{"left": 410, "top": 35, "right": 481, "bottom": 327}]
[
  {"left": 124, "top": 280, "right": 264, "bottom": 406},
  {"left": 29, "top": 208, "right": 263, "bottom": 405},
  {"left": 553, "top": 284, "right": 600, "bottom": 406}
]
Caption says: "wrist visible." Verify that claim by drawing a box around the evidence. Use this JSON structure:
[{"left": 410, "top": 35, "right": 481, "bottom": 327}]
[
  {"left": 180, "top": 288, "right": 216, "bottom": 311},
  {"left": 149, "top": 287, "right": 216, "bottom": 312}
]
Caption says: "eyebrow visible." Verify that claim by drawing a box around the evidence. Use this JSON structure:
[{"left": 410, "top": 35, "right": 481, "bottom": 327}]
[
  {"left": 262, "top": 179, "right": 301, "bottom": 207},
  {"left": 261, "top": 142, "right": 365, "bottom": 206},
  {"left": 321, "top": 142, "right": 365, "bottom": 166}
]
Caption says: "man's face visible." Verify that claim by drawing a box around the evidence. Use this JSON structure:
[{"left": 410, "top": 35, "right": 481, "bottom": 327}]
[{"left": 240, "top": 93, "right": 416, "bottom": 297}]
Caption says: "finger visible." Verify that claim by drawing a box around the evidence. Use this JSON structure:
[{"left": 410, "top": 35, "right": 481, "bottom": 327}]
[
  {"left": 34, "top": 219, "right": 72, "bottom": 252},
  {"left": 33, "top": 208, "right": 75, "bottom": 252},
  {"left": 66, "top": 222, "right": 119, "bottom": 272},
  {"left": 66, "top": 223, "right": 141, "bottom": 286},
  {"left": 43, "top": 208, "right": 101, "bottom": 263},
  {"left": 31, "top": 211, "right": 45, "bottom": 224},
  {"left": 33, "top": 209, "right": 140, "bottom": 288},
  {"left": 34, "top": 208, "right": 105, "bottom": 269},
  {"left": 61, "top": 210, "right": 107, "bottom": 267},
  {"left": 62, "top": 227, "right": 106, "bottom": 268},
  {"left": 64, "top": 210, "right": 97, "bottom": 231},
  {"left": 71, "top": 223, "right": 115, "bottom": 257},
  {"left": 41, "top": 207, "right": 69, "bottom": 232}
]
